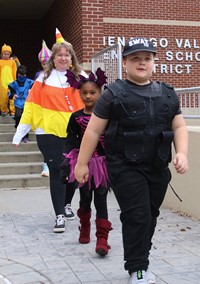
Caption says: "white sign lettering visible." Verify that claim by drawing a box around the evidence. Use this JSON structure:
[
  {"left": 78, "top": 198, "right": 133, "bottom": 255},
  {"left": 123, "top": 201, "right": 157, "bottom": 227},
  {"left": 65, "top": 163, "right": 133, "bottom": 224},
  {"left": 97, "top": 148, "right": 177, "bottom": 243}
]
[{"left": 102, "top": 36, "right": 200, "bottom": 74}]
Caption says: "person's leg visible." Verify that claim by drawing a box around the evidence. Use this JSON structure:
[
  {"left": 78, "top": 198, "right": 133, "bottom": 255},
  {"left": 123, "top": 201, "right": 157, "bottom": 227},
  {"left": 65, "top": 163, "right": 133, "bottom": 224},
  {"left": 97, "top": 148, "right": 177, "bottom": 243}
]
[
  {"left": 64, "top": 181, "right": 77, "bottom": 220},
  {"left": 93, "top": 187, "right": 108, "bottom": 219},
  {"left": 108, "top": 164, "right": 151, "bottom": 274},
  {"left": 41, "top": 162, "right": 49, "bottom": 177},
  {"left": 148, "top": 168, "right": 171, "bottom": 252},
  {"left": 65, "top": 182, "right": 77, "bottom": 205},
  {"left": 94, "top": 187, "right": 112, "bottom": 256},
  {"left": 77, "top": 184, "right": 92, "bottom": 243},
  {"left": 9, "top": 98, "right": 15, "bottom": 116},
  {"left": 36, "top": 134, "right": 66, "bottom": 232},
  {"left": 1, "top": 88, "right": 9, "bottom": 115},
  {"left": 15, "top": 107, "right": 29, "bottom": 142},
  {"left": 14, "top": 107, "right": 22, "bottom": 128},
  {"left": 127, "top": 168, "right": 171, "bottom": 284}
]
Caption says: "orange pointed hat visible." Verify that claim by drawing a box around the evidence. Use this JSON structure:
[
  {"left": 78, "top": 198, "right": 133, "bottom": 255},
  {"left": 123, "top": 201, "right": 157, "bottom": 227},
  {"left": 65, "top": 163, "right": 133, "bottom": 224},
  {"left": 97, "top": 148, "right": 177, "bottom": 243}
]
[
  {"left": 38, "top": 40, "right": 52, "bottom": 63},
  {"left": 56, "top": 28, "right": 65, "bottom": 44}
]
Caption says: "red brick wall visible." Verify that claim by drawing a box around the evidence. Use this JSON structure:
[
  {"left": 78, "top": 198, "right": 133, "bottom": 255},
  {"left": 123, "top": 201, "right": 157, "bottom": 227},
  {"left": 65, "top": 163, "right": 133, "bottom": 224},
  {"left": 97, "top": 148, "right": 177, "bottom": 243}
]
[
  {"left": 101, "top": 0, "right": 200, "bottom": 87},
  {"left": 44, "top": 0, "right": 83, "bottom": 62},
  {"left": 1, "top": 0, "right": 200, "bottom": 87},
  {"left": 104, "top": 0, "right": 200, "bottom": 21},
  {"left": 81, "top": 0, "right": 104, "bottom": 65},
  {"left": 44, "top": 0, "right": 104, "bottom": 72},
  {"left": 103, "top": 23, "right": 200, "bottom": 88},
  {"left": 71, "top": 0, "right": 200, "bottom": 87}
]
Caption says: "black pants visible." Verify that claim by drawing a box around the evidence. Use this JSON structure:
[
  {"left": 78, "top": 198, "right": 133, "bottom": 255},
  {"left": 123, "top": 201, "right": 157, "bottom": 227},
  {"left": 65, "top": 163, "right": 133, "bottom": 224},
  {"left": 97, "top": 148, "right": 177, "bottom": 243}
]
[
  {"left": 108, "top": 163, "right": 171, "bottom": 274},
  {"left": 15, "top": 107, "right": 28, "bottom": 139},
  {"left": 36, "top": 134, "right": 76, "bottom": 216},
  {"left": 79, "top": 181, "right": 109, "bottom": 219}
]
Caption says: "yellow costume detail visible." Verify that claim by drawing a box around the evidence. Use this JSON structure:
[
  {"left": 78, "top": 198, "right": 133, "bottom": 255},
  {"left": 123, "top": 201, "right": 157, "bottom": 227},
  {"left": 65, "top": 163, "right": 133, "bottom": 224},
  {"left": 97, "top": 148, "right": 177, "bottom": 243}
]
[{"left": 0, "top": 59, "right": 17, "bottom": 115}]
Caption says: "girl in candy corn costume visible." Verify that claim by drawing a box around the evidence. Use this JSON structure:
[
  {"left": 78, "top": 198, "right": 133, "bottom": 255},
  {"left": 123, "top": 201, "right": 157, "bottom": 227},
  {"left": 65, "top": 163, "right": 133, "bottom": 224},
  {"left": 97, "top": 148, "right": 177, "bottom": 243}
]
[
  {"left": 0, "top": 44, "right": 17, "bottom": 116},
  {"left": 13, "top": 29, "right": 88, "bottom": 233}
]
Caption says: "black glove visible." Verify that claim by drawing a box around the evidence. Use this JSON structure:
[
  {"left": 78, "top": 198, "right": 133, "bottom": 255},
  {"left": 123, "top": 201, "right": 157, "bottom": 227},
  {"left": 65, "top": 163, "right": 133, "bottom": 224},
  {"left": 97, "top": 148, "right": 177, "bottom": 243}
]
[{"left": 60, "top": 157, "right": 70, "bottom": 184}]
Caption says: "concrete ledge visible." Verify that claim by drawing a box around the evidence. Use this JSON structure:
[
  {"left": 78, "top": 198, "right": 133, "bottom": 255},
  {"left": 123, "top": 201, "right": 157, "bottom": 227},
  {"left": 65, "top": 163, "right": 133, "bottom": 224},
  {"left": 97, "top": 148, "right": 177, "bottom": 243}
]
[{"left": 163, "top": 128, "right": 200, "bottom": 219}]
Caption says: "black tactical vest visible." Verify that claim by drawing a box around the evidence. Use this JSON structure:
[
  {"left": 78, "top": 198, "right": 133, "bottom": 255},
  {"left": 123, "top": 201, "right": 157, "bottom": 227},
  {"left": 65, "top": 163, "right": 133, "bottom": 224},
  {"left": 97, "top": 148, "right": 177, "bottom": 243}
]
[{"left": 104, "top": 80, "right": 179, "bottom": 169}]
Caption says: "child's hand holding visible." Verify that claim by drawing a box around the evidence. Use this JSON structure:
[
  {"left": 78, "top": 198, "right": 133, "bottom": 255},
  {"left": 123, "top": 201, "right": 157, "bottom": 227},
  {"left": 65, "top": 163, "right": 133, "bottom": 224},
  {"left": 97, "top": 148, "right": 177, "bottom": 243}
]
[{"left": 74, "top": 163, "right": 89, "bottom": 184}]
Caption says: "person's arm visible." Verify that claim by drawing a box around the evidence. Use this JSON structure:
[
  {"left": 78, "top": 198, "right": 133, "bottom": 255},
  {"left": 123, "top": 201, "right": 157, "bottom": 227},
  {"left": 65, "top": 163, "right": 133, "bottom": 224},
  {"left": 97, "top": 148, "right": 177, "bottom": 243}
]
[
  {"left": 63, "top": 114, "right": 80, "bottom": 154},
  {"left": 74, "top": 113, "right": 108, "bottom": 183},
  {"left": 8, "top": 84, "right": 16, "bottom": 99},
  {"left": 172, "top": 114, "right": 189, "bottom": 174},
  {"left": 12, "top": 124, "right": 32, "bottom": 145},
  {"left": 60, "top": 114, "right": 80, "bottom": 183}
]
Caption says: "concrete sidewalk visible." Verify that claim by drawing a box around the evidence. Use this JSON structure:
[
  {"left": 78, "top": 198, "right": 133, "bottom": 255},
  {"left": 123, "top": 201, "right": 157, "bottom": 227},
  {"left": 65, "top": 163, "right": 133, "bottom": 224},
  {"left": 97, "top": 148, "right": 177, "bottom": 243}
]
[{"left": 0, "top": 189, "right": 200, "bottom": 284}]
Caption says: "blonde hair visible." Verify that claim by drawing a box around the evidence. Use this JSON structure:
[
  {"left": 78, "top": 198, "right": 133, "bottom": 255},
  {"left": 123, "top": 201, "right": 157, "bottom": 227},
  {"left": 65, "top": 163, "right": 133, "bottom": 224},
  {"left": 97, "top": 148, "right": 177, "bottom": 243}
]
[{"left": 43, "top": 42, "right": 81, "bottom": 83}]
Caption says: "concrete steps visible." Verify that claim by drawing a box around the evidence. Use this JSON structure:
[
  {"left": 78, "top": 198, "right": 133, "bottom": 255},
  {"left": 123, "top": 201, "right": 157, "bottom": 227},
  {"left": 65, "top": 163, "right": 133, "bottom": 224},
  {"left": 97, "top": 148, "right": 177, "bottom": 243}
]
[
  {"left": 0, "top": 141, "right": 39, "bottom": 151},
  {"left": 0, "top": 162, "right": 43, "bottom": 175},
  {"left": 0, "top": 116, "right": 49, "bottom": 189}
]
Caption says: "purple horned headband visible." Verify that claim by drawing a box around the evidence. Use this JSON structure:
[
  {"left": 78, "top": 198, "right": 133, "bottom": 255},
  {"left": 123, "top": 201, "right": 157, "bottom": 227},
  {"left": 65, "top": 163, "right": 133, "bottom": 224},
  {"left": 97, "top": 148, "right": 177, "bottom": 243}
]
[{"left": 66, "top": 67, "right": 107, "bottom": 89}]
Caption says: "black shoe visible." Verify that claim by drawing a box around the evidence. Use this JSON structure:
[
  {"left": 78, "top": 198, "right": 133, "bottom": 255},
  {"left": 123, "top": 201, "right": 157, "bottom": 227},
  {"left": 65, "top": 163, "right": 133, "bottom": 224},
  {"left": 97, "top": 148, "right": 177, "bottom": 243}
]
[
  {"left": 53, "top": 215, "right": 65, "bottom": 233},
  {"left": 65, "top": 204, "right": 75, "bottom": 220}
]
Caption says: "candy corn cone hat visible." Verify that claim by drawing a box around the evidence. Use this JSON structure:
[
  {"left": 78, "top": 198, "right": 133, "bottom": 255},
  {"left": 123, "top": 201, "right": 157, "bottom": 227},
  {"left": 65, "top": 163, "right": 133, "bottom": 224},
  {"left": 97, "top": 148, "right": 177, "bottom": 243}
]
[
  {"left": 38, "top": 40, "right": 52, "bottom": 63},
  {"left": 56, "top": 28, "right": 65, "bottom": 44}
]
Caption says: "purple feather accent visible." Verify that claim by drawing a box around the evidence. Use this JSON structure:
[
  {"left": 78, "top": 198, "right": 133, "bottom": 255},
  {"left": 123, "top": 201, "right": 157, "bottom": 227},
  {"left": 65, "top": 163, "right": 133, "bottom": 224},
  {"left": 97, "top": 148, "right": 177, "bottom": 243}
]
[
  {"left": 66, "top": 68, "right": 107, "bottom": 89},
  {"left": 66, "top": 70, "right": 80, "bottom": 88},
  {"left": 78, "top": 74, "right": 88, "bottom": 83},
  {"left": 63, "top": 149, "right": 109, "bottom": 189},
  {"left": 89, "top": 72, "right": 95, "bottom": 81},
  {"left": 95, "top": 67, "right": 108, "bottom": 87}
]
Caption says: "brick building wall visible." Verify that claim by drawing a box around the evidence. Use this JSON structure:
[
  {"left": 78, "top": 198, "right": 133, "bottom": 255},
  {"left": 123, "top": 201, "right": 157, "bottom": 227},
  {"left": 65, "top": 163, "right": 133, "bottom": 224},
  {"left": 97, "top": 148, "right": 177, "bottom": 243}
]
[
  {"left": 101, "top": 0, "right": 200, "bottom": 87},
  {"left": 62, "top": 0, "right": 199, "bottom": 88},
  {"left": 0, "top": 0, "right": 200, "bottom": 87},
  {"left": 44, "top": 0, "right": 83, "bottom": 61},
  {"left": 44, "top": 0, "right": 104, "bottom": 72}
]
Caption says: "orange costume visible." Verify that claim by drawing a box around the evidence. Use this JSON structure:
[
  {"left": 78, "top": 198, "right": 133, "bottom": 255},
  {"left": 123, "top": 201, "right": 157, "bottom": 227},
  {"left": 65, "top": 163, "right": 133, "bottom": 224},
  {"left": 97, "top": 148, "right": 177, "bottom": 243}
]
[
  {"left": 0, "top": 44, "right": 17, "bottom": 115},
  {"left": 12, "top": 69, "right": 85, "bottom": 143}
]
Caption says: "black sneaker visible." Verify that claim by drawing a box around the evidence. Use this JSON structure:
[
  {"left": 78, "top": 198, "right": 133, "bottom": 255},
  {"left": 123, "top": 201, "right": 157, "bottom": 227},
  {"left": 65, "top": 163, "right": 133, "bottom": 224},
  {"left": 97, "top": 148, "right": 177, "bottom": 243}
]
[
  {"left": 53, "top": 215, "right": 65, "bottom": 233},
  {"left": 65, "top": 204, "right": 75, "bottom": 220},
  {"left": 1, "top": 112, "right": 9, "bottom": 117}
]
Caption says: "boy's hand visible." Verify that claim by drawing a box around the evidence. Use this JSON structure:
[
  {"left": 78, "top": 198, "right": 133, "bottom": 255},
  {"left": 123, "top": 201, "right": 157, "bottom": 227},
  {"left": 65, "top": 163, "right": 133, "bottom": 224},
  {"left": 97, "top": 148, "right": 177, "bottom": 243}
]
[
  {"left": 13, "top": 94, "right": 18, "bottom": 100},
  {"left": 173, "top": 153, "right": 188, "bottom": 174}
]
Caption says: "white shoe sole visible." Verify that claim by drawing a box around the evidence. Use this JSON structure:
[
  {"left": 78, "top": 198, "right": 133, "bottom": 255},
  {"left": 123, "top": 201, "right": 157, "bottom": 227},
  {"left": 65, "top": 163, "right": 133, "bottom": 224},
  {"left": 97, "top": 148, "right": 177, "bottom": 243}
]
[
  {"left": 41, "top": 172, "right": 49, "bottom": 177},
  {"left": 65, "top": 216, "right": 75, "bottom": 220},
  {"left": 53, "top": 227, "right": 65, "bottom": 233}
]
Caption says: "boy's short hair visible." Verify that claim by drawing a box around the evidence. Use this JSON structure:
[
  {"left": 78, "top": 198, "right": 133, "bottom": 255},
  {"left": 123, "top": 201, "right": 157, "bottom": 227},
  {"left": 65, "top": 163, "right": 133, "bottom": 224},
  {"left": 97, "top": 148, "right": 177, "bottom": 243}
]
[
  {"left": 123, "top": 38, "right": 156, "bottom": 57},
  {"left": 17, "top": 65, "right": 27, "bottom": 76}
]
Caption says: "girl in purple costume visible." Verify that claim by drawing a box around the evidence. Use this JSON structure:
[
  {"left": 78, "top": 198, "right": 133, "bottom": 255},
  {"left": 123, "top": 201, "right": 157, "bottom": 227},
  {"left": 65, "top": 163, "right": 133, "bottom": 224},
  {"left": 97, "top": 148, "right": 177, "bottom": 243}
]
[{"left": 61, "top": 68, "right": 112, "bottom": 256}]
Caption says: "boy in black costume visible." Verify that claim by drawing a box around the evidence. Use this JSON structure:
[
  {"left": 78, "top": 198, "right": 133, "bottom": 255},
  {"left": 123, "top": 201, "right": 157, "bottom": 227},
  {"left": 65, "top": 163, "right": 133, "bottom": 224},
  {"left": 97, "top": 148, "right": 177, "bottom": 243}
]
[{"left": 74, "top": 38, "right": 188, "bottom": 284}]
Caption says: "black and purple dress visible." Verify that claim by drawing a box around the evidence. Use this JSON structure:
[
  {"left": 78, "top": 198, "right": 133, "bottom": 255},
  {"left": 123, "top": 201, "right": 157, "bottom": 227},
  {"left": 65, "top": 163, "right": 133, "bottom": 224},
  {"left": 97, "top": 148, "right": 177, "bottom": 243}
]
[{"left": 63, "top": 109, "right": 109, "bottom": 189}]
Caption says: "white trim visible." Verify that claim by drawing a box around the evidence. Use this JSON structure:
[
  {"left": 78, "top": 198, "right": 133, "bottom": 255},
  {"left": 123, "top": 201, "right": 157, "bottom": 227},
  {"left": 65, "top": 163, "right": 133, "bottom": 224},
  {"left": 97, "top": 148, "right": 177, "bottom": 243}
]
[{"left": 103, "top": 17, "right": 200, "bottom": 27}]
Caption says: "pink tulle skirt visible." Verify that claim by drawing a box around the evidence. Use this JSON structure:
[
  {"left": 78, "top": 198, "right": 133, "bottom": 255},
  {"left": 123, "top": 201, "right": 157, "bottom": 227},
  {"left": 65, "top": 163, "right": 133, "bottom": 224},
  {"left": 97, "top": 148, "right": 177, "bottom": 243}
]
[{"left": 63, "top": 149, "right": 109, "bottom": 189}]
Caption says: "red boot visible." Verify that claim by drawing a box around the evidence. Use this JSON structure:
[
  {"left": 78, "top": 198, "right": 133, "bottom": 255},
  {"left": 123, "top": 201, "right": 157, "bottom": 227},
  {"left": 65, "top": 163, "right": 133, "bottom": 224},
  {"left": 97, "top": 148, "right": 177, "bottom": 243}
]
[
  {"left": 95, "top": 218, "right": 112, "bottom": 256},
  {"left": 77, "top": 209, "right": 91, "bottom": 244}
]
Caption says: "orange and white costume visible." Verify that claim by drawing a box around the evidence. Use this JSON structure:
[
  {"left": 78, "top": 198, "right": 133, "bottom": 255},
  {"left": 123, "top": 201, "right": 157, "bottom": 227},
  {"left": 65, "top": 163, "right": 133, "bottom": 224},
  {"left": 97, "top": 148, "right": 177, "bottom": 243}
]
[{"left": 12, "top": 69, "right": 85, "bottom": 144}]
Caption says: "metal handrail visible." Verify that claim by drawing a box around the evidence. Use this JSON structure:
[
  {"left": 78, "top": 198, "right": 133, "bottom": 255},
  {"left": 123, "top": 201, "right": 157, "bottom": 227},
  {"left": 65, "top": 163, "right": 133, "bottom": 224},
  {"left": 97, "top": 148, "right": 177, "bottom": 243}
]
[{"left": 175, "top": 87, "right": 200, "bottom": 118}]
